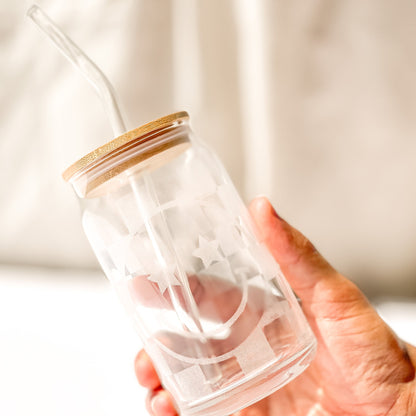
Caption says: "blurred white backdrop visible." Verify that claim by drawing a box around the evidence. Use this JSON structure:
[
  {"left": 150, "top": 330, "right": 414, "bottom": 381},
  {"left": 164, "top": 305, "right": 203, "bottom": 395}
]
[
  {"left": 0, "top": 266, "right": 414, "bottom": 416},
  {"left": 0, "top": 267, "right": 144, "bottom": 416},
  {"left": 1, "top": 1, "right": 416, "bottom": 415}
]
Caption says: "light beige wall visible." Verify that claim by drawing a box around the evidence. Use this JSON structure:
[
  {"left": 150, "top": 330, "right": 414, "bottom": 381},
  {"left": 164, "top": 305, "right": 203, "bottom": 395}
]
[{"left": 1, "top": 0, "right": 415, "bottom": 296}]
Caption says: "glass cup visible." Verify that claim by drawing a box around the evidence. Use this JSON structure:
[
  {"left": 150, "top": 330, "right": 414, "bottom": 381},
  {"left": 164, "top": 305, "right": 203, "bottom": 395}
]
[{"left": 64, "top": 112, "right": 316, "bottom": 416}]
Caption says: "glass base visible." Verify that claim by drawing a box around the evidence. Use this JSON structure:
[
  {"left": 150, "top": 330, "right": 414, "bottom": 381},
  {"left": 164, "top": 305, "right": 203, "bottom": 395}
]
[{"left": 177, "top": 338, "right": 317, "bottom": 416}]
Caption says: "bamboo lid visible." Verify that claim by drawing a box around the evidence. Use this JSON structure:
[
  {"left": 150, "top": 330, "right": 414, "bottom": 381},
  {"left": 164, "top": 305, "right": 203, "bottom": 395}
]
[{"left": 62, "top": 111, "right": 189, "bottom": 182}]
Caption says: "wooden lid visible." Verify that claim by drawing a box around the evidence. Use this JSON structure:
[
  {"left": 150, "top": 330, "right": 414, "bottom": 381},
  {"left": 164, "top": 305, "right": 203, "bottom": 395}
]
[{"left": 62, "top": 111, "right": 189, "bottom": 182}]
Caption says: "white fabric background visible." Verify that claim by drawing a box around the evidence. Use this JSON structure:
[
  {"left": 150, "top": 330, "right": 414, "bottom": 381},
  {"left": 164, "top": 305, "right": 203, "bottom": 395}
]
[
  {"left": 1, "top": 3, "right": 416, "bottom": 415},
  {"left": 1, "top": 0, "right": 416, "bottom": 297}
]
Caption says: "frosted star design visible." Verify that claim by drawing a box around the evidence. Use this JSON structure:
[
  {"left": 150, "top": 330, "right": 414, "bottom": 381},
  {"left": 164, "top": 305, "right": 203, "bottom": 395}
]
[
  {"left": 192, "top": 236, "right": 223, "bottom": 268},
  {"left": 234, "top": 266, "right": 251, "bottom": 280},
  {"left": 147, "top": 267, "right": 180, "bottom": 294}
]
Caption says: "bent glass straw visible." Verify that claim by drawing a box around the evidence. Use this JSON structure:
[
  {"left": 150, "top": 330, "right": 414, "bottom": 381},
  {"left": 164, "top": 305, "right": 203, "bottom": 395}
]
[
  {"left": 27, "top": 4, "right": 126, "bottom": 137},
  {"left": 26, "top": 4, "right": 209, "bottom": 342}
]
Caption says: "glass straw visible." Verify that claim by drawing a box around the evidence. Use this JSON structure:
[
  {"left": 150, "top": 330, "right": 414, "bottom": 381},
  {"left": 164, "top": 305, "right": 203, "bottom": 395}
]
[
  {"left": 27, "top": 4, "right": 126, "bottom": 137},
  {"left": 26, "top": 3, "right": 206, "bottom": 335},
  {"left": 25, "top": 7, "right": 221, "bottom": 373}
]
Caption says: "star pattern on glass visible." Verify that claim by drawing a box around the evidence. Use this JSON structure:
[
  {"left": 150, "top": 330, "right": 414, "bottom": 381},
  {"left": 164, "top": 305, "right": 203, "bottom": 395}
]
[
  {"left": 234, "top": 266, "right": 251, "bottom": 280},
  {"left": 192, "top": 236, "right": 223, "bottom": 268},
  {"left": 147, "top": 266, "right": 180, "bottom": 294}
]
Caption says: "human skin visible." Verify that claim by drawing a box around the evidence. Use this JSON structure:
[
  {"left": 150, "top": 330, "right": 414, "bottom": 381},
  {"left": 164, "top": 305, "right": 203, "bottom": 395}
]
[{"left": 134, "top": 197, "right": 416, "bottom": 416}]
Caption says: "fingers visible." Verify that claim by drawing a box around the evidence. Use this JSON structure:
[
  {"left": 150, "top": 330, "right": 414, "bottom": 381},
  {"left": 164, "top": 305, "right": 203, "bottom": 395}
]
[
  {"left": 135, "top": 349, "right": 161, "bottom": 390},
  {"left": 146, "top": 389, "right": 177, "bottom": 416},
  {"left": 248, "top": 196, "right": 339, "bottom": 300},
  {"left": 136, "top": 350, "right": 178, "bottom": 415}
]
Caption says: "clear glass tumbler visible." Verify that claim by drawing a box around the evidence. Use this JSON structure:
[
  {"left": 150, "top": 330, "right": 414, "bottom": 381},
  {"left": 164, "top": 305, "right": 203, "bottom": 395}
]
[{"left": 64, "top": 112, "right": 316, "bottom": 416}]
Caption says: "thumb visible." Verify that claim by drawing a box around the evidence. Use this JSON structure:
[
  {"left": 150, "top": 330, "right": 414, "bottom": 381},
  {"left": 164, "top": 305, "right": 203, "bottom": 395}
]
[
  {"left": 248, "top": 197, "right": 415, "bottom": 387},
  {"left": 249, "top": 197, "right": 338, "bottom": 302},
  {"left": 248, "top": 197, "right": 371, "bottom": 324}
]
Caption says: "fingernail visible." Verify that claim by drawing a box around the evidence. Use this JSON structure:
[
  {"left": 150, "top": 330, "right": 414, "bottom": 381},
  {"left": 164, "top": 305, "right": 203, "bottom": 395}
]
[
  {"left": 150, "top": 391, "right": 176, "bottom": 416},
  {"left": 252, "top": 196, "right": 283, "bottom": 220},
  {"left": 150, "top": 395, "right": 159, "bottom": 415}
]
